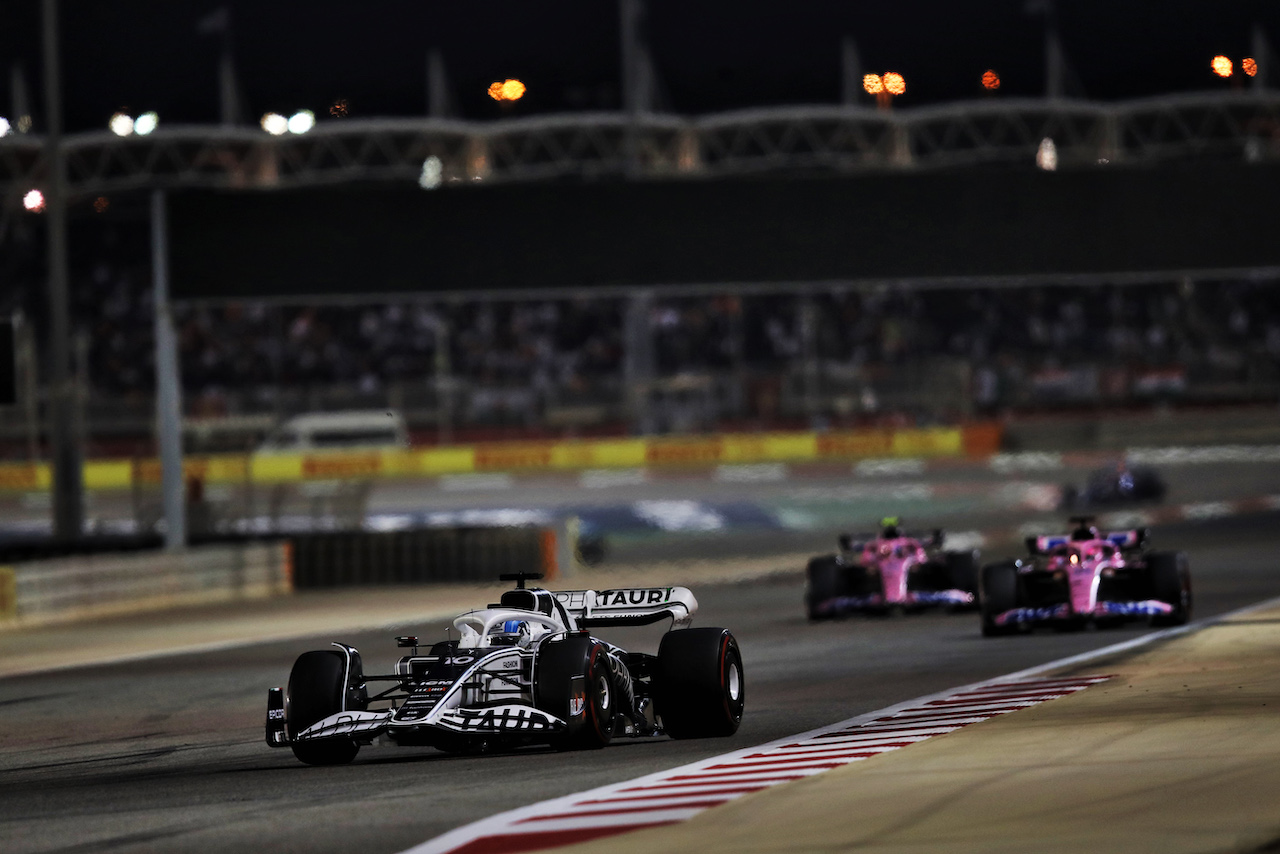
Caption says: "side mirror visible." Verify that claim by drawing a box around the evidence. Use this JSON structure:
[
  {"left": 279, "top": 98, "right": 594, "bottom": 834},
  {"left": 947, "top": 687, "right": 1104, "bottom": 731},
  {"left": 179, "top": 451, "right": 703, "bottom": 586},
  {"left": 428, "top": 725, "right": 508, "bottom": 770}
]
[{"left": 396, "top": 636, "right": 419, "bottom": 654}]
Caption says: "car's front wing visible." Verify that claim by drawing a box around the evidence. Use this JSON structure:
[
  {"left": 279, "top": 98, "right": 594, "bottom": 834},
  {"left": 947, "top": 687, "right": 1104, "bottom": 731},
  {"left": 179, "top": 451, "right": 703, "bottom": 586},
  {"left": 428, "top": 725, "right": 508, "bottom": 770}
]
[
  {"left": 815, "top": 588, "right": 973, "bottom": 616},
  {"left": 993, "top": 599, "right": 1174, "bottom": 627},
  {"left": 268, "top": 704, "right": 569, "bottom": 748}
]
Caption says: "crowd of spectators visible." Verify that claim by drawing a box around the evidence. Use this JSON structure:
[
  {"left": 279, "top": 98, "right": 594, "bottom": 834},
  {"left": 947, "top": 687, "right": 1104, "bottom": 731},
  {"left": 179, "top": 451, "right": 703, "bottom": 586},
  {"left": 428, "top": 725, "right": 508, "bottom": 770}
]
[{"left": 4, "top": 223, "right": 1279, "bottom": 429}]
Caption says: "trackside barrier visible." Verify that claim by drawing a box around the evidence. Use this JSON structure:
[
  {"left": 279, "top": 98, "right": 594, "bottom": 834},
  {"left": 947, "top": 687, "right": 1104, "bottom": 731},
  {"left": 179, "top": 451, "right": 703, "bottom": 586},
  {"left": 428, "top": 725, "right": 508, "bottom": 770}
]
[
  {"left": 288, "top": 527, "right": 554, "bottom": 589},
  {"left": 0, "top": 424, "right": 997, "bottom": 492},
  {"left": 0, "top": 542, "right": 291, "bottom": 628},
  {"left": 0, "top": 566, "right": 15, "bottom": 619}
]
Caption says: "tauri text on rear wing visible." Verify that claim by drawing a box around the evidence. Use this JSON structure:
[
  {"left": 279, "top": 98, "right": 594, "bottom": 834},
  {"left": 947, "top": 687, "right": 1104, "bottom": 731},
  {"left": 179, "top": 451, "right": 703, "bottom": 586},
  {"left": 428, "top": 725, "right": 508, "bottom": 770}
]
[{"left": 554, "top": 587, "right": 697, "bottom": 628}]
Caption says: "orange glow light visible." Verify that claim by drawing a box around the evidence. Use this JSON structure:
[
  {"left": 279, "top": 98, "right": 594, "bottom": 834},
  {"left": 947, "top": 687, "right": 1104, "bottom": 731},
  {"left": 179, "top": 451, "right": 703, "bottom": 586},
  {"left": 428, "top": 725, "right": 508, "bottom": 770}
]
[
  {"left": 863, "top": 74, "right": 884, "bottom": 95},
  {"left": 93, "top": 196, "right": 109, "bottom": 213},
  {"left": 883, "top": 72, "right": 906, "bottom": 96},
  {"left": 982, "top": 69, "right": 1001, "bottom": 91},
  {"left": 1243, "top": 57, "right": 1259, "bottom": 77},
  {"left": 501, "top": 79, "right": 526, "bottom": 100},
  {"left": 1211, "top": 55, "right": 1233, "bottom": 77},
  {"left": 489, "top": 79, "right": 527, "bottom": 101}
]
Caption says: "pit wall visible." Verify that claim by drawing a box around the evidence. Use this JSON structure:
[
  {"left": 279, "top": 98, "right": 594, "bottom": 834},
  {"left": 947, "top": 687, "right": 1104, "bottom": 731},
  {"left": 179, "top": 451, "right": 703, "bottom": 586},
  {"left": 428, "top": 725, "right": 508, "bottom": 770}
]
[{"left": 0, "top": 424, "right": 1001, "bottom": 491}]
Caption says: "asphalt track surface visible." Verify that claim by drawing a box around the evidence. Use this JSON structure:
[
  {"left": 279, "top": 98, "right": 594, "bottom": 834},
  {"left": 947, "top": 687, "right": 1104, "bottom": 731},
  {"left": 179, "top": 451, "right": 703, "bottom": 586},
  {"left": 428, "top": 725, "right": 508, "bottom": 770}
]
[{"left": 1, "top": 511, "right": 1278, "bottom": 854}]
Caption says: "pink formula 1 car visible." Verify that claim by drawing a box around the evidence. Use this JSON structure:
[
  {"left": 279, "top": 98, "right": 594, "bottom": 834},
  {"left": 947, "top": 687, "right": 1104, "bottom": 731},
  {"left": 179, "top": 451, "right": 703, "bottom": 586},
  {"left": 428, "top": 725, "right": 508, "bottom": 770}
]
[
  {"left": 980, "top": 516, "right": 1192, "bottom": 636},
  {"left": 805, "top": 518, "right": 979, "bottom": 620}
]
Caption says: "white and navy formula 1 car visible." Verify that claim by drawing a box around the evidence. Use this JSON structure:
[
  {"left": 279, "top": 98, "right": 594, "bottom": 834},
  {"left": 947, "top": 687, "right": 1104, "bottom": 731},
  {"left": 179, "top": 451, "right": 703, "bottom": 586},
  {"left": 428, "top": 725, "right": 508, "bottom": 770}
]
[
  {"left": 980, "top": 516, "right": 1192, "bottom": 636},
  {"left": 265, "top": 573, "right": 745, "bottom": 765},
  {"left": 805, "top": 518, "right": 979, "bottom": 620}
]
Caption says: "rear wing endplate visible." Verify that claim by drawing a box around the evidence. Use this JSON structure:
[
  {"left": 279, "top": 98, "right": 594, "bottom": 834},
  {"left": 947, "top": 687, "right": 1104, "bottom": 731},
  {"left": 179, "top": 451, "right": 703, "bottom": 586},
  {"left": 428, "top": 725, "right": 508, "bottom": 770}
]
[{"left": 554, "top": 587, "right": 697, "bottom": 628}]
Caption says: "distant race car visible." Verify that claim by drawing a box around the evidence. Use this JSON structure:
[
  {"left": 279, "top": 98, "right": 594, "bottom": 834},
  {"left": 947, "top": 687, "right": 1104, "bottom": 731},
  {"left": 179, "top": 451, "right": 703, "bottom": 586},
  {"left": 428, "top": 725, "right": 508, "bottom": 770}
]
[
  {"left": 1060, "top": 463, "right": 1166, "bottom": 509},
  {"left": 805, "top": 518, "right": 979, "bottom": 619},
  {"left": 980, "top": 516, "right": 1191, "bottom": 636},
  {"left": 265, "top": 573, "right": 744, "bottom": 765}
]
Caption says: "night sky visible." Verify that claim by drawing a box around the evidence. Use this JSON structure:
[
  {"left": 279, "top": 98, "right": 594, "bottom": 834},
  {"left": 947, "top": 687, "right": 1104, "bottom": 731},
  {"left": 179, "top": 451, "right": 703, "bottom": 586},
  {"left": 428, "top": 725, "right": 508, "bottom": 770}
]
[{"left": 0, "top": 1, "right": 1277, "bottom": 132}]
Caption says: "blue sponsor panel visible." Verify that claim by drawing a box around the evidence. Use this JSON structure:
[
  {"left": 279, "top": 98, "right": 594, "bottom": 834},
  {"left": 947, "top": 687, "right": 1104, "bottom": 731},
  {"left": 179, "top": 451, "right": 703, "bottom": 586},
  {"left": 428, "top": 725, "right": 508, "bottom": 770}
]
[{"left": 995, "top": 604, "right": 1073, "bottom": 625}]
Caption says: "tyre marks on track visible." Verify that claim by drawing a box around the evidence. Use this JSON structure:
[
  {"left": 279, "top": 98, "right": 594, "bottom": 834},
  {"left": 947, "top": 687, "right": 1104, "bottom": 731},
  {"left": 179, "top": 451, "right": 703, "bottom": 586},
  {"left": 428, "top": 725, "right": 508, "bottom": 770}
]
[{"left": 405, "top": 674, "right": 1111, "bottom": 854}]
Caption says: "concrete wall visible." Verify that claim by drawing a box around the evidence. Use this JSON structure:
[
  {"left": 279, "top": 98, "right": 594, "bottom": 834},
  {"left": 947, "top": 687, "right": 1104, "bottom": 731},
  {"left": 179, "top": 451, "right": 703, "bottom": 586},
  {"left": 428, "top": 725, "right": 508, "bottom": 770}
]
[
  {"left": 172, "top": 164, "right": 1280, "bottom": 299},
  {"left": 0, "top": 541, "right": 291, "bottom": 628},
  {"left": 1003, "top": 406, "right": 1280, "bottom": 452}
]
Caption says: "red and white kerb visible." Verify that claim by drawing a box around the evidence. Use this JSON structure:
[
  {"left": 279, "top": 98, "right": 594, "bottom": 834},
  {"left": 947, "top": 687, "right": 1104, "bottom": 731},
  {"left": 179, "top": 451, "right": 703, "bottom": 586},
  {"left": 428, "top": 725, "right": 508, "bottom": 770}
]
[{"left": 405, "top": 674, "right": 1111, "bottom": 854}]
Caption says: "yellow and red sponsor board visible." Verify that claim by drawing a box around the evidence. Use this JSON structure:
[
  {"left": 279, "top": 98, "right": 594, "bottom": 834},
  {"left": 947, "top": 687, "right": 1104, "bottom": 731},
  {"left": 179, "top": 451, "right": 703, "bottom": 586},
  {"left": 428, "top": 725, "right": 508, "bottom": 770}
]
[{"left": 0, "top": 424, "right": 997, "bottom": 491}]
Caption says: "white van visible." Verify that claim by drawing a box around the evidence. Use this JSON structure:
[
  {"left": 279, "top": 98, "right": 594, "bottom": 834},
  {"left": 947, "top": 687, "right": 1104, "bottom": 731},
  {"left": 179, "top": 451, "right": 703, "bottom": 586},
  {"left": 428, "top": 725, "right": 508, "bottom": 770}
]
[{"left": 257, "top": 410, "right": 409, "bottom": 453}]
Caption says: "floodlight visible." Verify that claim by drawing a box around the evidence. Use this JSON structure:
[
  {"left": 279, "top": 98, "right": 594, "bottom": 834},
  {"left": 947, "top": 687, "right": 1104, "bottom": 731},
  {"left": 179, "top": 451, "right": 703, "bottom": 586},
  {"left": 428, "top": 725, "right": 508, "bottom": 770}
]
[
  {"left": 134, "top": 112, "right": 159, "bottom": 135},
  {"left": 287, "top": 110, "right": 316, "bottom": 134},
  {"left": 261, "top": 112, "right": 288, "bottom": 135},
  {"left": 23, "top": 189, "right": 45, "bottom": 212},
  {"left": 0, "top": 117, "right": 10, "bottom": 137},
  {"left": 1211, "top": 55, "right": 1233, "bottom": 78},
  {"left": 419, "top": 156, "right": 443, "bottom": 190},
  {"left": 1036, "top": 138, "right": 1058, "bottom": 171},
  {"left": 109, "top": 112, "right": 134, "bottom": 136}
]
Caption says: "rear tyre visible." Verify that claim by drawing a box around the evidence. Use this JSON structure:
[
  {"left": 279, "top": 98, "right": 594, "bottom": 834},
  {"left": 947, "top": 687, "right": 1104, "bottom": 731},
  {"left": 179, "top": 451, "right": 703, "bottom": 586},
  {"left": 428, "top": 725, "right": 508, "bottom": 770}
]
[
  {"left": 980, "top": 562, "right": 1020, "bottom": 637},
  {"left": 1148, "top": 551, "right": 1192, "bottom": 626},
  {"left": 287, "top": 650, "right": 360, "bottom": 766},
  {"left": 655, "top": 628, "right": 744, "bottom": 739},
  {"left": 536, "top": 635, "right": 615, "bottom": 750},
  {"left": 805, "top": 555, "right": 845, "bottom": 621}
]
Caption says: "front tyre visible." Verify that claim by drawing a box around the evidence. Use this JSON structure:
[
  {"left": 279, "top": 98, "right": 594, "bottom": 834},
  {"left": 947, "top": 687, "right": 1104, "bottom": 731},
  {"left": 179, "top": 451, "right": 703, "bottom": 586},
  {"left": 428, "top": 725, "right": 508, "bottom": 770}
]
[
  {"left": 1149, "top": 551, "right": 1192, "bottom": 626},
  {"left": 286, "top": 650, "right": 360, "bottom": 766},
  {"left": 980, "top": 562, "right": 1020, "bottom": 637},
  {"left": 945, "top": 550, "right": 980, "bottom": 600},
  {"left": 805, "top": 555, "right": 844, "bottom": 621},
  {"left": 656, "top": 628, "right": 744, "bottom": 739}
]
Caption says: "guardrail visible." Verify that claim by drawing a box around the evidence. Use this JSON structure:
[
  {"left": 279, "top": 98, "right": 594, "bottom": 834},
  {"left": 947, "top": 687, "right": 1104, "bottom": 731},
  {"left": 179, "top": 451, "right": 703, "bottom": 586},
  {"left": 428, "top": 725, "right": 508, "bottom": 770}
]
[{"left": 0, "top": 424, "right": 999, "bottom": 492}]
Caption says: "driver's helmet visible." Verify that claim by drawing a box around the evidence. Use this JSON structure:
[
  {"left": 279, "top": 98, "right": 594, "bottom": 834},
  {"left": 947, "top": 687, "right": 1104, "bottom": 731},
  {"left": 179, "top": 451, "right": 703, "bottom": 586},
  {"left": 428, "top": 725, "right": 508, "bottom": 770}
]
[{"left": 493, "top": 619, "right": 531, "bottom": 647}]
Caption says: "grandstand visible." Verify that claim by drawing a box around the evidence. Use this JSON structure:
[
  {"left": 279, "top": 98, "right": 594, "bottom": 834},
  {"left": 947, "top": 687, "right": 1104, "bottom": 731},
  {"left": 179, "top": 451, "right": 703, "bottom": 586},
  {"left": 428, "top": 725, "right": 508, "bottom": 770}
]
[{"left": 2, "top": 1, "right": 1279, "bottom": 540}]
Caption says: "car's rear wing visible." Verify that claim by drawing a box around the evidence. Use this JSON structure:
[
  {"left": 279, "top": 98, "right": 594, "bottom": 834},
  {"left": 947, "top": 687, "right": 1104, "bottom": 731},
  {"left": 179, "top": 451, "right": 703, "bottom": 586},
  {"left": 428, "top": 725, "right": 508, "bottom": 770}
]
[
  {"left": 838, "top": 533, "right": 877, "bottom": 551},
  {"left": 1027, "top": 529, "right": 1147, "bottom": 554},
  {"left": 553, "top": 587, "right": 697, "bottom": 628}
]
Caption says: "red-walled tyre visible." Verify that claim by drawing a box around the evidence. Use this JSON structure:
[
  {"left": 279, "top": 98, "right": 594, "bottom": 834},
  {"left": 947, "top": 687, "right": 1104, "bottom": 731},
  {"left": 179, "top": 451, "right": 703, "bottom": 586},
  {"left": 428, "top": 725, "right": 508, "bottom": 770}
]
[{"left": 655, "top": 628, "right": 744, "bottom": 739}]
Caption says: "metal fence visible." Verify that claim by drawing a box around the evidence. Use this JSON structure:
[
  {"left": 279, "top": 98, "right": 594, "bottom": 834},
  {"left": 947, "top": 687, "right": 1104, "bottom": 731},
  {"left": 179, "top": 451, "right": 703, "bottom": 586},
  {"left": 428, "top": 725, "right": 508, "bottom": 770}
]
[{"left": 5, "top": 94, "right": 1280, "bottom": 199}]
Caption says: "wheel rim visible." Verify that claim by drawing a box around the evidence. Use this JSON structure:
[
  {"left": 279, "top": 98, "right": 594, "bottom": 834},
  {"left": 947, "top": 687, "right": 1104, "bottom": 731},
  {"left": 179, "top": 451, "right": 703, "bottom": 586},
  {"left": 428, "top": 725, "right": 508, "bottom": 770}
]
[
  {"left": 595, "top": 673, "right": 611, "bottom": 712},
  {"left": 726, "top": 661, "right": 742, "bottom": 702}
]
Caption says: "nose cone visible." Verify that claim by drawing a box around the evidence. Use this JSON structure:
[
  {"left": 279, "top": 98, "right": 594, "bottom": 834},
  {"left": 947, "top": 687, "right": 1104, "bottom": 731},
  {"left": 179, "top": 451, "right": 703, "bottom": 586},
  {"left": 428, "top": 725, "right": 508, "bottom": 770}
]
[
  {"left": 1067, "top": 554, "right": 1101, "bottom": 615},
  {"left": 880, "top": 560, "right": 910, "bottom": 604}
]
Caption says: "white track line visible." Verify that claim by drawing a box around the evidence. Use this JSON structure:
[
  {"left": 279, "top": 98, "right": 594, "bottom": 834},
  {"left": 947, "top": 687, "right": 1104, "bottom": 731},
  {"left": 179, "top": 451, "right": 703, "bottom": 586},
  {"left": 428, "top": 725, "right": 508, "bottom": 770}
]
[
  {"left": 401, "top": 592, "right": 1280, "bottom": 854},
  {"left": 402, "top": 675, "right": 1106, "bottom": 854}
]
